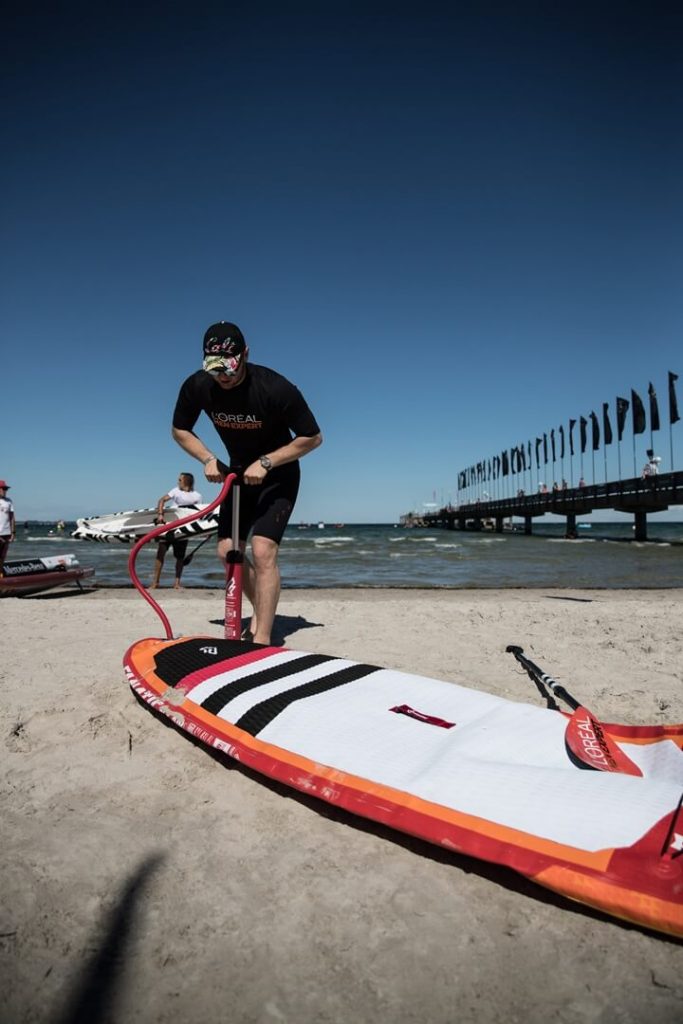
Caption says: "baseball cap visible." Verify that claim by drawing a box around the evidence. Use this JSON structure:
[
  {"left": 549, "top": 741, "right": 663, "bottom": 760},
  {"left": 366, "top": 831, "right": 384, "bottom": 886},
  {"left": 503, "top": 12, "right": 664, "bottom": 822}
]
[
  {"left": 203, "top": 322, "right": 246, "bottom": 375},
  {"left": 0, "top": 480, "right": 10, "bottom": 489}
]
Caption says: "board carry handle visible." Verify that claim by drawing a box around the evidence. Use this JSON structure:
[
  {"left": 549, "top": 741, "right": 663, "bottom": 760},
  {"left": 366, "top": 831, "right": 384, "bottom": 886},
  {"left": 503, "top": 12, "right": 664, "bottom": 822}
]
[{"left": 128, "top": 465, "right": 235, "bottom": 638}]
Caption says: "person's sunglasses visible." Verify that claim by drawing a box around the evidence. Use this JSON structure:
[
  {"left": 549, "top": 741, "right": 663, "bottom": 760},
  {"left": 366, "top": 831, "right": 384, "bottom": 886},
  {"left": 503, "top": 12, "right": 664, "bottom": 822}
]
[{"left": 205, "top": 357, "right": 241, "bottom": 377}]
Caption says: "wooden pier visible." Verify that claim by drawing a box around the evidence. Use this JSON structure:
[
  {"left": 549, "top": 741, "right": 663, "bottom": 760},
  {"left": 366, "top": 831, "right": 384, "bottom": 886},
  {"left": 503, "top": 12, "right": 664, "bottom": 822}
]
[{"left": 417, "top": 471, "right": 683, "bottom": 541}]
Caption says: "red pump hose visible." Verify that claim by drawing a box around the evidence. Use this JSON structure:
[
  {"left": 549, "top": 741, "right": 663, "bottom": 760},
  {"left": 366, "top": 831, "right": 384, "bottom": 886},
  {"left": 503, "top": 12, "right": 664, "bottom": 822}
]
[{"left": 128, "top": 473, "right": 236, "bottom": 638}]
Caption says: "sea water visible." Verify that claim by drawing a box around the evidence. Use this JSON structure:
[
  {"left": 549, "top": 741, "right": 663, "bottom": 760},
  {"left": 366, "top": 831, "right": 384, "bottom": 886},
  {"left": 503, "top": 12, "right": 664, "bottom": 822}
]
[{"left": 9, "top": 521, "right": 683, "bottom": 589}]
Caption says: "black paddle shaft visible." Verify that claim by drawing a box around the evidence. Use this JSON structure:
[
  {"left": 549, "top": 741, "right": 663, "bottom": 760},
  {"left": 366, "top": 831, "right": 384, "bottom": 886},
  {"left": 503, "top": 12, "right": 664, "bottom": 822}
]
[{"left": 505, "top": 645, "right": 580, "bottom": 711}]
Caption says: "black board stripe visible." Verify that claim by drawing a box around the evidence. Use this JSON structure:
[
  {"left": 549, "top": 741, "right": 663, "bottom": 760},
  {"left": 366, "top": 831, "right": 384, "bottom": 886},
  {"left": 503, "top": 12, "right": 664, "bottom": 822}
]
[
  {"left": 235, "top": 662, "right": 378, "bottom": 736},
  {"left": 201, "top": 653, "right": 332, "bottom": 716},
  {"left": 154, "top": 638, "right": 249, "bottom": 687}
]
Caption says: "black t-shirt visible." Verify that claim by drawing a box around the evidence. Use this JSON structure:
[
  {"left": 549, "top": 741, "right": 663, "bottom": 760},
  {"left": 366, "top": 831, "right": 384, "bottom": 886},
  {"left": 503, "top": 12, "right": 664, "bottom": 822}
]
[{"left": 172, "top": 364, "right": 320, "bottom": 470}]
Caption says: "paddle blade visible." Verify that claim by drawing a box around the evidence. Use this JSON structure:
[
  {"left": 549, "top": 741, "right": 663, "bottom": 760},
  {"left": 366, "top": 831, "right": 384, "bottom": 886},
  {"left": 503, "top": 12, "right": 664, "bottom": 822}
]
[{"left": 565, "top": 707, "right": 643, "bottom": 776}]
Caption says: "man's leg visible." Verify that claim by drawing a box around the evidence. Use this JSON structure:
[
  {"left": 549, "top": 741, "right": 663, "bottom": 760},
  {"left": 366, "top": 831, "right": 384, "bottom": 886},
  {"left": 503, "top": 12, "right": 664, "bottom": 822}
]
[
  {"left": 217, "top": 481, "right": 292, "bottom": 643},
  {"left": 249, "top": 535, "right": 280, "bottom": 645},
  {"left": 150, "top": 546, "right": 166, "bottom": 588}
]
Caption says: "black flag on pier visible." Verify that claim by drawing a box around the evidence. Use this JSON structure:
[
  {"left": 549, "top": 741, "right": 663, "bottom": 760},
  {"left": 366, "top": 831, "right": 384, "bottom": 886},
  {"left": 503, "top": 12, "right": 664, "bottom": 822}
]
[
  {"left": 543, "top": 433, "right": 548, "bottom": 464},
  {"left": 569, "top": 419, "right": 576, "bottom": 456},
  {"left": 669, "top": 371, "right": 680, "bottom": 424},
  {"left": 580, "top": 416, "right": 588, "bottom": 454},
  {"left": 631, "top": 390, "right": 646, "bottom": 434},
  {"left": 616, "top": 396, "right": 629, "bottom": 441},
  {"left": 603, "top": 403, "right": 613, "bottom": 445},
  {"left": 590, "top": 412, "right": 600, "bottom": 451},
  {"left": 535, "top": 437, "right": 542, "bottom": 468},
  {"left": 559, "top": 425, "right": 565, "bottom": 459},
  {"left": 648, "top": 383, "right": 660, "bottom": 431},
  {"left": 550, "top": 429, "right": 556, "bottom": 462}
]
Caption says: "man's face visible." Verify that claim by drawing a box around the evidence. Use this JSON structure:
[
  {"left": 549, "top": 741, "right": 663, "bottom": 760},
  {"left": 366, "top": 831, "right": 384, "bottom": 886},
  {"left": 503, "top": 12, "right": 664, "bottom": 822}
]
[
  {"left": 211, "top": 352, "right": 248, "bottom": 389},
  {"left": 214, "top": 350, "right": 248, "bottom": 385}
]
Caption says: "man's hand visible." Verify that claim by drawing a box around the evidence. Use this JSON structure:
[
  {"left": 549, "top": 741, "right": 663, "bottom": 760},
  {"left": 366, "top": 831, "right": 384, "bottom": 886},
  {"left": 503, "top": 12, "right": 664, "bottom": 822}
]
[
  {"left": 203, "top": 456, "right": 225, "bottom": 483},
  {"left": 243, "top": 460, "right": 268, "bottom": 485}
]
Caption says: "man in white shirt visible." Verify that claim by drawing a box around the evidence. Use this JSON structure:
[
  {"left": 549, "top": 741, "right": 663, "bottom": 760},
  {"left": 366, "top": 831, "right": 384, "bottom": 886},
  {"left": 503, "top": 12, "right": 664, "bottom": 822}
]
[
  {"left": 0, "top": 480, "right": 15, "bottom": 571},
  {"left": 642, "top": 449, "right": 661, "bottom": 478},
  {"left": 151, "top": 473, "right": 203, "bottom": 589}
]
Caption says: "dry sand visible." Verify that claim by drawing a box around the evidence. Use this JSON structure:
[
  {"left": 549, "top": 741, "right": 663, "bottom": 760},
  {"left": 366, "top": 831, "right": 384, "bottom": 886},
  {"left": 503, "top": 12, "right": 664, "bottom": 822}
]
[{"left": 2, "top": 585, "right": 683, "bottom": 1023}]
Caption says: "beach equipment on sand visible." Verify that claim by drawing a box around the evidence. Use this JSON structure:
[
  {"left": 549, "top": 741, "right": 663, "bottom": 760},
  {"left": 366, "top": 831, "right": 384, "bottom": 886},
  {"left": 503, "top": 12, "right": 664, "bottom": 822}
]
[
  {"left": 1, "top": 554, "right": 94, "bottom": 596},
  {"left": 125, "top": 487, "right": 683, "bottom": 939},
  {"left": 222, "top": 478, "right": 243, "bottom": 640},
  {"left": 72, "top": 503, "right": 219, "bottom": 543}
]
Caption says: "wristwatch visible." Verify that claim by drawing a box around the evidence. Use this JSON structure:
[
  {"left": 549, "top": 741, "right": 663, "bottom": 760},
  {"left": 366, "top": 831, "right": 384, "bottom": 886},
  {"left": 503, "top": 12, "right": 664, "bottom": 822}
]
[{"left": 259, "top": 456, "right": 272, "bottom": 471}]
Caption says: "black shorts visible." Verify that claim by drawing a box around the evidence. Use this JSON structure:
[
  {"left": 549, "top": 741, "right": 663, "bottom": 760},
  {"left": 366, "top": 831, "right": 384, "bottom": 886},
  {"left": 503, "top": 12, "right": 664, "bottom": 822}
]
[
  {"left": 157, "top": 536, "right": 189, "bottom": 559},
  {"left": 219, "top": 466, "right": 300, "bottom": 544}
]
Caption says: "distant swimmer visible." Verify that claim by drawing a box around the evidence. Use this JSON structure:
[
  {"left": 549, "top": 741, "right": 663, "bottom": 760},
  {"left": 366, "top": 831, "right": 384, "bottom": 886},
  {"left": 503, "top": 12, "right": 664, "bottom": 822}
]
[
  {"left": 151, "top": 473, "right": 203, "bottom": 590},
  {"left": 172, "top": 321, "right": 322, "bottom": 644},
  {"left": 0, "top": 480, "right": 15, "bottom": 572}
]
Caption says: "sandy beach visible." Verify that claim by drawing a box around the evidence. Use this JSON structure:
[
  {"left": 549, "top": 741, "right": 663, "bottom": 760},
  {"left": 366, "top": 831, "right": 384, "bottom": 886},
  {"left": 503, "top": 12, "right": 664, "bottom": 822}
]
[{"left": 2, "top": 585, "right": 682, "bottom": 1023}]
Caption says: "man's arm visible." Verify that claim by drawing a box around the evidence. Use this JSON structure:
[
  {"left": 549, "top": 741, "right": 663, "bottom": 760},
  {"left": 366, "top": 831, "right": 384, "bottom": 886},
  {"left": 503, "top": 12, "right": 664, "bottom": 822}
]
[
  {"left": 172, "top": 427, "right": 224, "bottom": 483},
  {"left": 243, "top": 432, "right": 323, "bottom": 485},
  {"left": 155, "top": 492, "right": 172, "bottom": 523}
]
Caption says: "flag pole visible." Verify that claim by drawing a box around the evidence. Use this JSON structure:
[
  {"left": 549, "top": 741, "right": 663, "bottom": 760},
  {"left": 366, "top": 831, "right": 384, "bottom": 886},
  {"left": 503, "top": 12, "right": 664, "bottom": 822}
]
[
  {"left": 603, "top": 444, "right": 607, "bottom": 483},
  {"left": 668, "top": 371, "right": 680, "bottom": 471},
  {"left": 671, "top": 423, "right": 675, "bottom": 473}
]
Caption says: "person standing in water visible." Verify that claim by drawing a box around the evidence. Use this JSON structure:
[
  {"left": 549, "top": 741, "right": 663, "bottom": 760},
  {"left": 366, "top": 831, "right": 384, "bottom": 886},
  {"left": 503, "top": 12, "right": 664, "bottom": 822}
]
[{"left": 150, "top": 472, "right": 203, "bottom": 589}]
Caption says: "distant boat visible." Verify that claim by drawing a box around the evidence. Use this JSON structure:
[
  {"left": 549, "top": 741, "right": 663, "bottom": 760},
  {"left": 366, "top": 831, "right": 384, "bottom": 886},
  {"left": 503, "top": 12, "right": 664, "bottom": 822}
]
[{"left": 317, "top": 522, "right": 325, "bottom": 529}]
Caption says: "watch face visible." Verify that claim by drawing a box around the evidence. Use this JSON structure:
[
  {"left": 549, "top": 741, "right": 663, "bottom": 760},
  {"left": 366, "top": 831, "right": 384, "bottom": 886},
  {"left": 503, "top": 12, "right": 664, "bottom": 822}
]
[{"left": 260, "top": 456, "right": 272, "bottom": 469}]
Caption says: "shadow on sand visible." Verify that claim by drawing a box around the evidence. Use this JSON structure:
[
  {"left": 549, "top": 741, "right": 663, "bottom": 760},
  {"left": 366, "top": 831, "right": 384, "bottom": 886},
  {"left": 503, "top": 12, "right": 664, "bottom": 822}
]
[
  {"left": 208, "top": 612, "right": 324, "bottom": 645},
  {"left": 51, "top": 853, "right": 164, "bottom": 1024}
]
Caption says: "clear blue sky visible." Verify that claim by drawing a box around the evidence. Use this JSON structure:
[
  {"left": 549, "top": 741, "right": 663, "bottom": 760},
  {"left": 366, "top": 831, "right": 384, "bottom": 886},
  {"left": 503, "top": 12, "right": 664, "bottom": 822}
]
[{"left": 2, "top": 1, "right": 682, "bottom": 522}]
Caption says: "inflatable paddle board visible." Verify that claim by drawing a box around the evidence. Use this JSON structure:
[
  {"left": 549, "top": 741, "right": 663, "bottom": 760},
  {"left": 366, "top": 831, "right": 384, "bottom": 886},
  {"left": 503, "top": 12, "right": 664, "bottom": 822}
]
[
  {"left": 125, "top": 635, "right": 683, "bottom": 938},
  {"left": 73, "top": 504, "right": 219, "bottom": 543},
  {"left": 1, "top": 554, "right": 95, "bottom": 596}
]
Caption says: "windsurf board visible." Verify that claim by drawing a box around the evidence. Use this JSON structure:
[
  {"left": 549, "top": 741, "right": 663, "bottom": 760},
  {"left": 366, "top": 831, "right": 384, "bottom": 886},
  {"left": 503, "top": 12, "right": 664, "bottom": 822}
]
[
  {"left": 1, "top": 554, "right": 95, "bottom": 596},
  {"left": 73, "top": 504, "right": 219, "bottom": 543}
]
